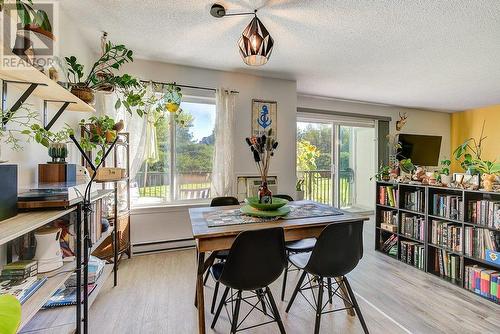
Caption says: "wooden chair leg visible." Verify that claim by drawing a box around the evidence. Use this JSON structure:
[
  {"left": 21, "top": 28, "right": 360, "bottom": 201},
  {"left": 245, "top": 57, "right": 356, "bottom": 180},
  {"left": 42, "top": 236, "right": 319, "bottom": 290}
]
[
  {"left": 231, "top": 290, "right": 242, "bottom": 334},
  {"left": 266, "top": 286, "right": 286, "bottom": 334},
  {"left": 210, "top": 281, "right": 220, "bottom": 314},
  {"left": 281, "top": 262, "right": 289, "bottom": 301},
  {"left": 211, "top": 286, "right": 230, "bottom": 329},
  {"left": 314, "top": 278, "right": 324, "bottom": 334},
  {"left": 286, "top": 270, "right": 307, "bottom": 313},
  {"left": 343, "top": 277, "right": 369, "bottom": 334}
]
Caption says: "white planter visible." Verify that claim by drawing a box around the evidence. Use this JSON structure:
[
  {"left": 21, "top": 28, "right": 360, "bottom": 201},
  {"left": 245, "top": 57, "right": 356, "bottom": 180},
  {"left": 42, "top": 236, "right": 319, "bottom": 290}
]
[
  {"left": 296, "top": 190, "right": 304, "bottom": 201},
  {"left": 441, "top": 174, "right": 452, "bottom": 186}
]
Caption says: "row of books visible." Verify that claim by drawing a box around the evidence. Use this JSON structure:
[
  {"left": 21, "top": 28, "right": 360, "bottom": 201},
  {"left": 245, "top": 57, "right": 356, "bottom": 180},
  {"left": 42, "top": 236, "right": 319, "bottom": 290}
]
[
  {"left": 465, "top": 265, "right": 500, "bottom": 302},
  {"left": 430, "top": 220, "right": 463, "bottom": 253},
  {"left": 380, "top": 234, "right": 398, "bottom": 256},
  {"left": 433, "top": 249, "right": 461, "bottom": 281},
  {"left": 403, "top": 189, "right": 425, "bottom": 212},
  {"left": 400, "top": 213, "right": 425, "bottom": 241},
  {"left": 0, "top": 260, "right": 38, "bottom": 281},
  {"left": 464, "top": 227, "right": 499, "bottom": 260},
  {"left": 400, "top": 241, "right": 425, "bottom": 270},
  {"left": 467, "top": 200, "right": 500, "bottom": 229},
  {"left": 432, "top": 194, "right": 463, "bottom": 221},
  {"left": 378, "top": 186, "right": 398, "bottom": 207},
  {"left": 0, "top": 276, "right": 47, "bottom": 304},
  {"left": 380, "top": 210, "right": 397, "bottom": 232}
]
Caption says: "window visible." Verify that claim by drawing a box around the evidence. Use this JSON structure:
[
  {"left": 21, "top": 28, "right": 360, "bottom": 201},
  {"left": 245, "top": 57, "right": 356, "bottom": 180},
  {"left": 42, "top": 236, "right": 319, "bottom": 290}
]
[{"left": 132, "top": 97, "right": 216, "bottom": 207}]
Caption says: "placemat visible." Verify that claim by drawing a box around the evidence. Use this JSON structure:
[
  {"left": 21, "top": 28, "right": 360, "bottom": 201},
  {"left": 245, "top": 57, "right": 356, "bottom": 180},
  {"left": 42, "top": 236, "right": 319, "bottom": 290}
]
[{"left": 205, "top": 203, "right": 343, "bottom": 227}]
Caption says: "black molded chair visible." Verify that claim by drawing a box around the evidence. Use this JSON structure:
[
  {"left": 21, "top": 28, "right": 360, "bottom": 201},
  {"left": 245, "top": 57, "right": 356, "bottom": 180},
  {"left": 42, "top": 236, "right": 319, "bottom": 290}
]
[
  {"left": 285, "top": 222, "right": 368, "bottom": 334},
  {"left": 273, "top": 194, "right": 317, "bottom": 301},
  {"left": 211, "top": 227, "right": 287, "bottom": 333},
  {"left": 205, "top": 196, "right": 240, "bottom": 313}
]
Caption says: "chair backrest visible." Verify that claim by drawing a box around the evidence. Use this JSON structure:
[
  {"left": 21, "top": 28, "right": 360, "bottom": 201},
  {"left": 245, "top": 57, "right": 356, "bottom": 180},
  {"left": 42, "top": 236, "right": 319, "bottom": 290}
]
[
  {"left": 305, "top": 222, "right": 364, "bottom": 277},
  {"left": 219, "top": 227, "right": 286, "bottom": 291},
  {"left": 210, "top": 196, "right": 239, "bottom": 207},
  {"left": 273, "top": 194, "right": 294, "bottom": 201}
]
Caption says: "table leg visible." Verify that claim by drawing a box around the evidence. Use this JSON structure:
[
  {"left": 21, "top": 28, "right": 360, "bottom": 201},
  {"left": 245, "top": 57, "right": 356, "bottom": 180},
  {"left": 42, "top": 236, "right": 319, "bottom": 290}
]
[
  {"left": 196, "top": 251, "right": 206, "bottom": 334},
  {"left": 336, "top": 277, "right": 355, "bottom": 316}
]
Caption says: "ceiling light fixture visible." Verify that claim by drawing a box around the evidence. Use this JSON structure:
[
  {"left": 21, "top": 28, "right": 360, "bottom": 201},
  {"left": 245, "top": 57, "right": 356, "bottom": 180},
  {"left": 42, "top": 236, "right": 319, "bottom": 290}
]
[{"left": 210, "top": 3, "right": 274, "bottom": 66}]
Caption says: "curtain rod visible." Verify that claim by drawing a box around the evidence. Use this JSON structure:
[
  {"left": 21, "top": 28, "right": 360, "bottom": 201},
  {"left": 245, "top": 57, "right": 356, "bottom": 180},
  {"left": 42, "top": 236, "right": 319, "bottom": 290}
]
[{"left": 140, "top": 79, "right": 239, "bottom": 94}]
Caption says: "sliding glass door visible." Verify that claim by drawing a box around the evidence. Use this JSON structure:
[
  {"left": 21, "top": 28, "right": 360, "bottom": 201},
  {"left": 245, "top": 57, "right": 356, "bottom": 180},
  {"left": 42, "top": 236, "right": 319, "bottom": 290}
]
[{"left": 297, "top": 116, "right": 376, "bottom": 212}]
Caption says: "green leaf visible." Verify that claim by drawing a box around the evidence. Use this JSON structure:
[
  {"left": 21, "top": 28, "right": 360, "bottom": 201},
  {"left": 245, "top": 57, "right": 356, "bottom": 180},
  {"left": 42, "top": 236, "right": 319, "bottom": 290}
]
[
  {"left": 115, "top": 99, "right": 122, "bottom": 110},
  {"left": 21, "top": 129, "right": 31, "bottom": 135},
  {"left": 0, "top": 294, "right": 21, "bottom": 334}
]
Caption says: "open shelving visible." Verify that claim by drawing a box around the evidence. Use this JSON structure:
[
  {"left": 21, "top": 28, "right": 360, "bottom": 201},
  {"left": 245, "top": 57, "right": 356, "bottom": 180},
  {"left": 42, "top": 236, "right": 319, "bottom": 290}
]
[{"left": 375, "top": 181, "right": 500, "bottom": 305}]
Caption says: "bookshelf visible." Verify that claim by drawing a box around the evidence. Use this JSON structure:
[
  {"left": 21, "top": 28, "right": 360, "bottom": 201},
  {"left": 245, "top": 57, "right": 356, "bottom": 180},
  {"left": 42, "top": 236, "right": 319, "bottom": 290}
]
[{"left": 375, "top": 181, "right": 500, "bottom": 304}]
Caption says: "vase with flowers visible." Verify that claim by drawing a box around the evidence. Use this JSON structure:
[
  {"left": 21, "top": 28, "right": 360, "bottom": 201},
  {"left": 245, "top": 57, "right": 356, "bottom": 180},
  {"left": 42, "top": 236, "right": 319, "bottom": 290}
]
[{"left": 245, "top": 129, "right": 279, "bottom": 204}]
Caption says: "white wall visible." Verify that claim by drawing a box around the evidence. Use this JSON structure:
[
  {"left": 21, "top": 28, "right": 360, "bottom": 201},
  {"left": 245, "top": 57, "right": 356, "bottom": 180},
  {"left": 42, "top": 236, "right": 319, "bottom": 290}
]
[
  {"left": 298, "top": 95, "right": 452, "bottom": 162},
  {"left": 123, "top": 59, "right": 297, "bottom": 248}
]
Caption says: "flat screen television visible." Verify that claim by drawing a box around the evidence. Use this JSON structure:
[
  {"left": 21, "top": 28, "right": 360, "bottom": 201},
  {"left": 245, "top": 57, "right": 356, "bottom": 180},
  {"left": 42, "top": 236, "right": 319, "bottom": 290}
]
[{"left": 396, "top": 134, "right": 442, "bottom": 166}]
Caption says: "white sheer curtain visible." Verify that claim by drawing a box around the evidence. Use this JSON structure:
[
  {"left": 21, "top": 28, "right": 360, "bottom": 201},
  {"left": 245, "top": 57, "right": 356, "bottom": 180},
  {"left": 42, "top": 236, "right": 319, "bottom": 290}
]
[{"left": 211, "top": 89, "right": 236, "bottom": 197}]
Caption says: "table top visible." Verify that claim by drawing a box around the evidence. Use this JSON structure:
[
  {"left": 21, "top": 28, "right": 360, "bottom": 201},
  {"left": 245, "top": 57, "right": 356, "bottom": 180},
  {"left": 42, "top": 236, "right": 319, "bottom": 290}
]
[{"left": 189, "top": 200, "right": 369, "bottom": 240}]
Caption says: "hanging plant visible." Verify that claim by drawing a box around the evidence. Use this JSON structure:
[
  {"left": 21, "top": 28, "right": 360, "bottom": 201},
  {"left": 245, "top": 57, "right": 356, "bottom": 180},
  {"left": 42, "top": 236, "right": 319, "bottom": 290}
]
[
  {"left": 79, "top": 116, "right": 124, "bottom": 165},
  {"left": 162, "top": 83, "right": 182, "bottom": 113},
  {"left": 0, "top": 104, "right": 38, "bottom": 152}
]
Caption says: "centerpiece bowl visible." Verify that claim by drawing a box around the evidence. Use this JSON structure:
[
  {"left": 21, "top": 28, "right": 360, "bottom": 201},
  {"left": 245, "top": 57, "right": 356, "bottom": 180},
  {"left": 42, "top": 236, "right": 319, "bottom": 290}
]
[{"left": 245, "top": 196, "right": 288, "bottom": 211}]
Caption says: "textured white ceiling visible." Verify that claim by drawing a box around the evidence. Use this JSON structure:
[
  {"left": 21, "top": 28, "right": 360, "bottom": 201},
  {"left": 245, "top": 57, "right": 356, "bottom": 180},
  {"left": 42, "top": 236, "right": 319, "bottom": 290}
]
[{"left": 59, "top": 0, "right": 500, "bottom": 111}]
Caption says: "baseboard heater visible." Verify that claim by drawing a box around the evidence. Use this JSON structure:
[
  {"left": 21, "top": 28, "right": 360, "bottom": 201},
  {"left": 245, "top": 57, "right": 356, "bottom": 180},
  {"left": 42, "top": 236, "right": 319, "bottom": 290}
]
[{"left": 132, "top": 237, "right": 196, "bottom": 255}]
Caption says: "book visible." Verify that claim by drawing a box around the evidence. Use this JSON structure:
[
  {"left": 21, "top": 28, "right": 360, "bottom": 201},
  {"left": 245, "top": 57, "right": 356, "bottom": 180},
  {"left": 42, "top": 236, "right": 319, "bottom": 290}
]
[
  {"left": 378, "top": 186, "right": 398, "bottom": 207},
  {"left": 43, "top": 284, "right": 97, "bottom": 308},
  {"left": 430, "top": 220, "right": 462, "bottom": 252},
  {"left": 433, "top": 194, "right": 463, "bottom": 220},
  {"left": 0, "top": 276, "right": 47, "bottom": 304},
  {"left": 465, "top": 265, "right": 500, "bottom": 302},
  {"left": 401, "top": 213, "right": 425, "bottom": 241},
  {"left": 467, "top": 200, "right": 500, "bottom": 228}
]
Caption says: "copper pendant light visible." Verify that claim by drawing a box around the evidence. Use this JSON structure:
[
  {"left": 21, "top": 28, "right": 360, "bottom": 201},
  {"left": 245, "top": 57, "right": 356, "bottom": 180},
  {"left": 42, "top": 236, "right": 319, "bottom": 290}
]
[{"left": 211, "top": 4, "right": 274, "bottom": 66}]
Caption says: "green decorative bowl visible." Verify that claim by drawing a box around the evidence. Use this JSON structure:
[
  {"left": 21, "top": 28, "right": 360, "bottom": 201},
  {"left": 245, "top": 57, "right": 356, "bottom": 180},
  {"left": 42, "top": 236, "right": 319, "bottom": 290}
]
[
  {"left": 240, "top": 205, "right": 291, "bottom": 217},
  {"left": 245, "top": 196, "right": 288, "bottom": 211}
]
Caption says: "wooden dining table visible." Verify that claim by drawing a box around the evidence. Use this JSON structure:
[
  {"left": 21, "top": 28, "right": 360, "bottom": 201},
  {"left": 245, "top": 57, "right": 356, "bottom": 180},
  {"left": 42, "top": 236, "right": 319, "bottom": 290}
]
[{"left": 189, "top": 200, "right": 369, "bottom": 334}]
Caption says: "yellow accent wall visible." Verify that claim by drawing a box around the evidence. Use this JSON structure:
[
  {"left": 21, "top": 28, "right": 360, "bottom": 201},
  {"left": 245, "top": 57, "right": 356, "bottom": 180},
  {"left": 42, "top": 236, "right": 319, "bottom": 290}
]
[{"left": 451, "top": 105, "right": 500, "bottom": 172}]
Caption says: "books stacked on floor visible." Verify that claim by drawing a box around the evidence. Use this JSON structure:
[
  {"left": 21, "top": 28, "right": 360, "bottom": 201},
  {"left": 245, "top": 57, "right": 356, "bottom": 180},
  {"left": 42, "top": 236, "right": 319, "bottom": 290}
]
[
  {"left": 467, "top": 200, "right": 500, "bottom": 229},
  {"left": 380, "top": 210, "right": 398, "bottom": 233},
  {"left": 380, "top": 234, "right": 398, "bottom": 257},
  {"left": 0, "top": 276, "right": 47, "bottom": 304},
  {"left": 400, "top": 241, "right": 425, "bottom": 270},
  {"left": 378, "top": 186, "right": 398, "bottom": 207},
  {"left": 0, "top": 260, "right": 37, "bottom": 281},
  {"left": 465, "top": 265, "right": 499, "bottom": 303},
  {"left": 403, "top": 189, "right": 424, "bottom": 212},
  {"left": 430, "top": 220, "right": 463, "bottom": 252},
  {"left": 401, "top": 213, "right": 425, "bottom": 241},
  {"left": 432, "top": 194, "right": 463, "bottom": 220},
  {"left": 464, "top": 227, "right": 499, "bottom": 260},
  {"left": 44, "top": 256, "right": 105, "bottom": 308},
  {"left": 434, "top": 249, "right": 461, "bottom": 281}
]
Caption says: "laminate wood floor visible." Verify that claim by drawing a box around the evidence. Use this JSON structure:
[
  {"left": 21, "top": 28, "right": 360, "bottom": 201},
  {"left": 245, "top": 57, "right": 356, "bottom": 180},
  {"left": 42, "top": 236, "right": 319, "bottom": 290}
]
[{"left": 89, "top": 220, "right": 500, "bottom": 334}]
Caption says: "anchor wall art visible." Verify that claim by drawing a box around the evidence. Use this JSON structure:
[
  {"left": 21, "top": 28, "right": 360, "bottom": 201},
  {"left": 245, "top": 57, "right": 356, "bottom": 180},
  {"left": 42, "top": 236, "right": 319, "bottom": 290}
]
[{"left": 251, "top": 99, "right": 277, "bottom": 139}]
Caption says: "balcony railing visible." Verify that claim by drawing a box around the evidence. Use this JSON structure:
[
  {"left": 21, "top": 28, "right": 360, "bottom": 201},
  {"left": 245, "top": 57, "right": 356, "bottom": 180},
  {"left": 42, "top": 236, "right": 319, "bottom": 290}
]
[
  {"left": 134, "top": 169, "right": 354, "bottom": 207},
  {"left": 297, "top": 169, "right": 354, "bottom": 207}
]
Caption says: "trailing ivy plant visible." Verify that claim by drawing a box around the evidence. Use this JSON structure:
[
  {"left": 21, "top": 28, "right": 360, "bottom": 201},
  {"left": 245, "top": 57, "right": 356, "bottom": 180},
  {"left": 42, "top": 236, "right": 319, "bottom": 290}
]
[
  {"left": 0, "top": 104, "right": 38, "bottom": 151},
  {"left": 27, "top": 123, "right": 74, "bottom": 147},
  {"left": 79, "top": 115, "right": 120, "bottom": 164},
  {"left": 453, "top": 121, "right": 487, "bottom": 172}
]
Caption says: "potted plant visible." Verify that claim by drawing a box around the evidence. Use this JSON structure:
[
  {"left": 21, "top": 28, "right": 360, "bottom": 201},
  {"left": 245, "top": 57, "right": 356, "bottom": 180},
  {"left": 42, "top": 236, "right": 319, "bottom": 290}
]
[
  {"left": 65, "top": 41, "right": 135, "bottom": 105},
  {"left": 453, "top": 121, "right": 487, "bottom": 174},
  {"left": 0, "top": 105, "right": 38, "bottom": 160},
  {"left": 470, "top": 159, "right": 500, "bottom": 192},
  {"left": 437, "top": 159, "right": 452, "bottom": 185},
  {"left": 371, "top": 164, "right": 391, "bottom": 181},
  {"left": 80, "top": 116, "right": 124, "bottom": 165},
  {"left": 28, "top": 124, "right": 74, "bottom": 163},
  {"left": 162, "top": 83, "right": 183, "bottom": 113},
  {"left": 296, "top": 178, "right": 305, "bottom": 200}
]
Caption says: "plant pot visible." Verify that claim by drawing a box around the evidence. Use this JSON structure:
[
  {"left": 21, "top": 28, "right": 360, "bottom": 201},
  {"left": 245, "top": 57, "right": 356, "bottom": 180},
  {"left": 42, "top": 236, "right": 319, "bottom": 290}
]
[
  {"left": 440, "top": 174, "right": 452, "bottom": 186},
  {"left": 48, "top": 143, "right": 68, "bottom": 163},
  {"left": 381, "top": 174, "right": 390, "bottom": 182},
  {"left": 296, "top": 190, "right": 304, "bottom": 201},
  {"left": 482, "top": 173, "right": 496, "bottom": 192},
  {"left": 166, "top": 102, "right": 180, "bottom": 113},
  {"left": 105, "top": 130, "right": 117, "bottom": 143},
  {"left": 71, "top": 85, "right": 95, "bottom": 105}
]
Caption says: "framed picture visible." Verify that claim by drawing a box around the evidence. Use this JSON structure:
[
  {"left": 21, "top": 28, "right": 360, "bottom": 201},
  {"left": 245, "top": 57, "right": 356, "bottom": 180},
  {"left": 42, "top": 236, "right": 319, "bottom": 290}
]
[{"left": 251, "top": 99, "right": 277, "bottom": 138}]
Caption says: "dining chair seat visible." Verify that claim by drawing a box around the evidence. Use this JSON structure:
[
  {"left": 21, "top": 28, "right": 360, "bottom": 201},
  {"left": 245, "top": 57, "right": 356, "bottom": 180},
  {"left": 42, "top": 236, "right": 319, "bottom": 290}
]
[
  {"left": 285, "top": 238, "right": 316, "bottom": 252},
  {"left": 288, "top": 252, "right": 311, "bottom": 269}
]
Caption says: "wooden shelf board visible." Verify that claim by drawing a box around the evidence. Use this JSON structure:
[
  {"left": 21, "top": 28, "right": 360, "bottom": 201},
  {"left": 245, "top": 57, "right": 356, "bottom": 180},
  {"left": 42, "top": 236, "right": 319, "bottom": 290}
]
[
  {"left": 462, "top": 221, "right": 500, "bottom": 231},
  {"left": 376, "top": 203, "right": 398, "bottom": 210},
  {"left": 0, "top": 208, "right": 76, "bottom": 245},
  {"left": 20, "top": 264, "right": 113, "bottom": 333},
  {"left": 399, "top": 208, "right": 425, "bottom": 215},
  {"left": 398, "top": 234, "right": 424, "bottom": 244},
  {"left": 427, "top": 214, "right": 463, "bottom": 224},
  {"left": 428, "top": 243, "right": 463, "bottom": 256},
  {"left": 0, "top": 44, "right": 94, "bottom": 113},
  {"left": 90, "top": 226, "right": 114, "bottom": 253},
  {"left": 18, "top": 262, "right": 76, "bottom": 331},
  {"left": 463, "top": 255, "right": 500, "bottom": 269}
]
